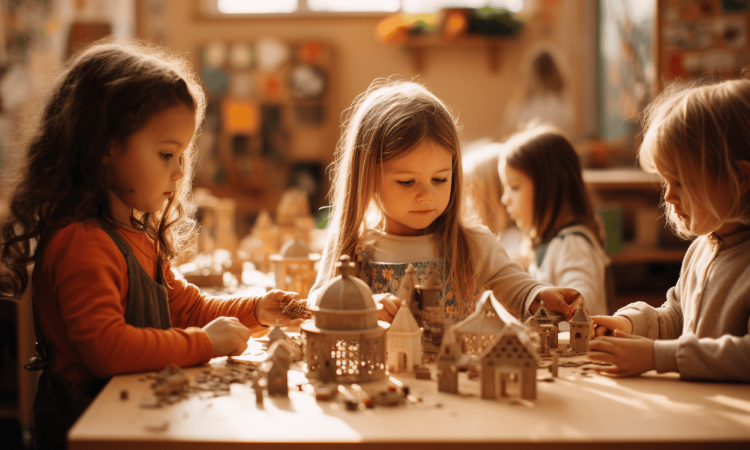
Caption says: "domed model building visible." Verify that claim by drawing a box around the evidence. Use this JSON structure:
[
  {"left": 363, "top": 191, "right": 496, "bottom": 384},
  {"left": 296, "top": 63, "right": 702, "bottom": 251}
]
[{"left": 302, "top": 256, "right": 390, "bottom": 383}]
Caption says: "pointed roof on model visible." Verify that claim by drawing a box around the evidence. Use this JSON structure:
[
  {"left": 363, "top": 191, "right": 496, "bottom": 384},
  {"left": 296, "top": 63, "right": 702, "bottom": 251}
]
[
  {"left": 569, "top": 307, "right": 591, "bottom": 324},
  {"left": 451, "top": 290, "right": 519, "bottom": 336}
]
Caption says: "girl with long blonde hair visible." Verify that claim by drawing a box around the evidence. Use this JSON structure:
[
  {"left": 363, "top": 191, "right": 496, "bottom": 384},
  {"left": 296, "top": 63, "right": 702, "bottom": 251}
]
[{"left": 310, "top": 79, "right": 584, "bottom": 329}]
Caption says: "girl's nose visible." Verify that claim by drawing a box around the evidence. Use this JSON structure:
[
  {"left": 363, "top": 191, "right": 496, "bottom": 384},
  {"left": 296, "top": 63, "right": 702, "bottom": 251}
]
[
  {"left": 415, "top": 184, "right": 433, "bottom": 202},
  {"left": 172, "top": 161, "right": 185, "bottom": 181}
]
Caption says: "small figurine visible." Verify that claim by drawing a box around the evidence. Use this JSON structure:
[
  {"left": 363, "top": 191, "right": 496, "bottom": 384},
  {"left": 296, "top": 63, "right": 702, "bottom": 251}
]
[
  {"left": 265, "top": 341, "right": 291, "bottom": 396},
  {"left": 302, "top": 256, "right": 389, "bottom": 383},
  {"left": 569, "top": 307, "right": 592, "bottom": 354},
  {"left": 270, "top": 239, "right": 320, "bottom": 298},
  {"left": 386, "top": 294, "right": 422, "bottom": 373}
]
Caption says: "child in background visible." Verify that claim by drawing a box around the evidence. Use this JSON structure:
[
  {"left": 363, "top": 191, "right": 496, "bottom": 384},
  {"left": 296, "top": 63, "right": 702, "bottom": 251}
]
[
  {"left": 308, "top": 80, "right": 585, "bottom": 325},
  {"left": 499, "top": 127, "right": 610, "bottom": 316},
  {"left": 590, "top": 79, "right": 750, "bottom": 382},
  {"left": 462, "top": 143, "right": 524, "bottom": 259},
  {"left": 0, "top": 40, "right": 303, "bottom": 447}
]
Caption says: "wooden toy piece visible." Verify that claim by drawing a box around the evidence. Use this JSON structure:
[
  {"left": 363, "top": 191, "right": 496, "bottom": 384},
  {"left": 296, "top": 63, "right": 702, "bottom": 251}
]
[
  {"left": 270, "top": 238, "right": 320, "bottom": 298},
  {"left": 281, "top": 297, "right": 313, "bottom": 320},
  {"left": 266, "top": 322, "right": 304, "bottom": 362},
  {"left": 569, "top": 307, "right": 592, "bottom": 354},
  {"left": 414, "top": 365, "right": 432, "bottom": 379},
  {"left": 268, "top": 321, "right": 287, "bottom": 342},
  {"left": 436, "top": 328, "right": 463, "bottom": 393},
  {"left": 447, "top": 291, "right": 541, "bottom": 401},
  {"left": 414, "top": 263, "right": 445, "bottom": 362},
  {"left": 249, "top": 209, "right": 280, "bottom": 273},
  {"left": 526, "top": 301, "right": 563, "bottom": 349},
  {"left": 396, "top": 264, "right": 419, "bottom": 319},
  {"left": 302, "top": 255, "right": 390, "bottom": 384},
  {"left": 539, "top": 324, "right": 554, "bottom": 356},
  {"left": 386, "top": 292, "right": 423, "bottom": 373},
  {"left": 549, "top": 353, "right": 559, "bottom": 377},
  {"left": 276, "top": 188, "right": 315, "bottom": 245},
  {"left": 252, "top": 375, "right": 266, "bottom": 404},
  {"left": 265, "top": 340, "right": 291, "bottom": 396}
]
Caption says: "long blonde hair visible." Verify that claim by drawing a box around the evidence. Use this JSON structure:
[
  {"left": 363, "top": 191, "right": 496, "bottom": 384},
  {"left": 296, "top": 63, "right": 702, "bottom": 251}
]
[
  {"left": 320, "top": 79, "right": 477, "bottom": 309},
  {"left": 639, "top": 78, "right": 750, "bottom": 240}
]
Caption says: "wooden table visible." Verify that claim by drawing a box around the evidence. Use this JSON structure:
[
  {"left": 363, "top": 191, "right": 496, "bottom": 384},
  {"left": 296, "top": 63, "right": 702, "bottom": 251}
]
[{"left": 68, "top": 334, "right": 750, "bottom": 450}]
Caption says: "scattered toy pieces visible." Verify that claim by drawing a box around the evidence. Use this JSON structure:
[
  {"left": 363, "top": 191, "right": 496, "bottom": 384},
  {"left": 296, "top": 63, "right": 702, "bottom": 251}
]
[{"left": 281, "top": 297, "right": 313, "bottom": 320}]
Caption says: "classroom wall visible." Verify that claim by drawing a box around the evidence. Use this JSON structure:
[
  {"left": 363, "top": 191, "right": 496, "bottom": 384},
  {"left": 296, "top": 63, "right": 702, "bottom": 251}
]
[{"left": 136, "top": 0, "right": 598, "bottom": 159}]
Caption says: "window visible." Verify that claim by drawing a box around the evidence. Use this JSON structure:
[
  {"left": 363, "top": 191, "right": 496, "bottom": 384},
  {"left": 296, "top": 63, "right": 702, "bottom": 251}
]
[{"left": 204, "top": 0, "right": 524, "bottom": 16}]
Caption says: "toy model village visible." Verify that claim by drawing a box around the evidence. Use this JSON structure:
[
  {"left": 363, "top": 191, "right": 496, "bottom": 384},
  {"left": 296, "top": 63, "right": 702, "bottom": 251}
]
[{"left": 137, "top": 254, "right": 609, "bottom": 418}]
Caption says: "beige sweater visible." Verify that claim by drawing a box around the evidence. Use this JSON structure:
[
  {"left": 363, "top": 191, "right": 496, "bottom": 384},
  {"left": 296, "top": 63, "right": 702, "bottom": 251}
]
[
  {"left": 309, "top": 225, "right": 548, "bottom": 319},
  {"left": 615, "top": 228, "right": 750, "bottom": 382}
]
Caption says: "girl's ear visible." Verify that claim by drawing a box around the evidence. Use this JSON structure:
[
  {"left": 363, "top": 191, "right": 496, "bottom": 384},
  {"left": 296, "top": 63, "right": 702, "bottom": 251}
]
[
  {"left": 102, "top": 140, "right": 121, "bottom": 166},
  {"left": 739, "top": 160, "right": 750, "bottom": 195}
]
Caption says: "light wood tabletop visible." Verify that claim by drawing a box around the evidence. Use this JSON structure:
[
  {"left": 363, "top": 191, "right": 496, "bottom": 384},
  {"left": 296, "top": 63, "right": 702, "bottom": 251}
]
[{"left": 68, "top": 334, "right": 750, "bottom": 450}]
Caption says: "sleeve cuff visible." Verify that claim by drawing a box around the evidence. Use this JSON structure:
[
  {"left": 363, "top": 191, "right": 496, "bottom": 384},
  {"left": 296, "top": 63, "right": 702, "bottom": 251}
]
[
  {"left": 614, "top": 310, "right": 647, "bottom": 337},
  {"left": 653, "top": 339, "right": 680, "bottom": 374},
  {"left": 523, "top": 285, "right": 548, "bottom": 319}
]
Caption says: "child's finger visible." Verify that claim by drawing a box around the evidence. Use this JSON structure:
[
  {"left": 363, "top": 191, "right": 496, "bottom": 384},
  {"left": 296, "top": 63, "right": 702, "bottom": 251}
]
[
  {"left": 613, "top": 329, "right": 638, "bottom": 339},
  {"left": 379, "top": 297, "right": 399, "bottom": 317},
  {"left": 593, "top": 324, "right": 610, "bottom": 337},
  {"left": 283, "top": 291, "right": 302, "bottom": 302},
  {"left": 588, "top": 339, "right": 617, "bottom": 354},
  {"left": 588, "top": 351, "right": 617, "bottom": 366}
]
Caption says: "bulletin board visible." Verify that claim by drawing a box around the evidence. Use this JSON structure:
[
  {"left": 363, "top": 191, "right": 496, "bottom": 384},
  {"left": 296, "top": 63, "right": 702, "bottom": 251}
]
[
  {"left": 657, "top": 0, "right": 750, "bottom": 87},
  {"left": 193, "top": 38, "right": 336, "bottom": 235}
]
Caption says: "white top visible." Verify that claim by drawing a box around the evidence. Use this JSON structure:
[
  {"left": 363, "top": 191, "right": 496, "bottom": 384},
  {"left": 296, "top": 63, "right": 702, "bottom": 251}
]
[
  {"left": 310, "top": 225, "right": 547, "bottom": 320},
  {"left": 528, "top": 224, "right": 609, "bottom": 316}
]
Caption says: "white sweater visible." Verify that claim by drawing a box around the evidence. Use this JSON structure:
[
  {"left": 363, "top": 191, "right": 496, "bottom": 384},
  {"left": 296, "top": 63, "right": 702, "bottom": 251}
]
[
  {"left": 309, "top": 225, "right": 548, "bottom": 321},
  {"left": 615, "top": 229, "right": 750, "bottom": 382},
  {"left": 528, "top": 224, "right": 609, "bottom": 316}
]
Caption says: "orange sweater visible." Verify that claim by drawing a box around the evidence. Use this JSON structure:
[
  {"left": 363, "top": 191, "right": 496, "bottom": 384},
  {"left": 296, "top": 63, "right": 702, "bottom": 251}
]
[{"left": 33, "top": 221, "right": 264, "bottom": 390}]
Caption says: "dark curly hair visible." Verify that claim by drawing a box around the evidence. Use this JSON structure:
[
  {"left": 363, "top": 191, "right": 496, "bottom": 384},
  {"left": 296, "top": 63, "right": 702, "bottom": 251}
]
[{"left": 0, "top": 38, "right": 207, "bottom": 301}]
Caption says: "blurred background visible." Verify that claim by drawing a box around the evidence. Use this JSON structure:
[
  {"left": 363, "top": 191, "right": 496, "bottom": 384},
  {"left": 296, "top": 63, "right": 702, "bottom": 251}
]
[{"left": 0, "top": 0, "right": 747, "bottom": 447}]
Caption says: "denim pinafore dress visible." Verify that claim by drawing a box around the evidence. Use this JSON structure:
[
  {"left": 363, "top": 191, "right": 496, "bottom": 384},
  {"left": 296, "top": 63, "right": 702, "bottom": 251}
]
[{"left": 28, "top": 220, "right": 172, "bottom": 450}]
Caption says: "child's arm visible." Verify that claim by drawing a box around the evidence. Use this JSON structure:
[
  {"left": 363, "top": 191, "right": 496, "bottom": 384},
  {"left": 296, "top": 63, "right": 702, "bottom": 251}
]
[
  {"left": 166, "top": 266, "right": 305, "bottom": 333},
  {"left": 473, "top": 229, "right": 582, "bottom": 319},
  {"left": 590, "top": 327, "right": 750, "bottom": 382},
  {"left": 43, "top": 225, "right": 215, "bottom": 377}
]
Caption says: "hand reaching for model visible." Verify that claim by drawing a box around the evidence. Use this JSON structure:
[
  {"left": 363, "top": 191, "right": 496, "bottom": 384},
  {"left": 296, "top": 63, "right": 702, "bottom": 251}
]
[
  {"left": 588, "top": 330, "right": 656, "bottom": 377},
  {"left": 535, "top": 286, "right": 586, "bottom": 321},
  {"left": 255, "top": 289, "right": 307, "bottom": 328},
  {"left": 373, "top": 293, "right": 403, "bottom": 323},
  {"left": 203, "top": 317, "right": 252, "bottom": 357},
  {"left": 591, "top": 315, "right": 633, "bottom": 337}
]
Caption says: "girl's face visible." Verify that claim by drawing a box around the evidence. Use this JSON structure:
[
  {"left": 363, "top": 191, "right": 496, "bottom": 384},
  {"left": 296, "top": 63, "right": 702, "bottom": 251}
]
[
  {"left": 500, "top": 164, "right": 534, "bottom": 230},
  {"left": 661, "top": 170, "right": 738, "bottom": 237},
  {"left": 104, "top": 104, "right": 196, "bottom": 226},
  {"left": 376, "top": 140, "right": 453, "bottom": 236}
]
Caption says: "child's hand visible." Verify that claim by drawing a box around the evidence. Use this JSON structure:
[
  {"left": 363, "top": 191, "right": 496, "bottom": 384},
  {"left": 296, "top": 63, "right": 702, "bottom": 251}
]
[
  {"left": 373, "top": 293, "right": 403, "bottom": 323},
  {"left": 588, "top": 330, "right": 655, "bottom": 377},
  {"left": 203, "top": 317, "right": 252, "bottom": 357},
  {"left": 255, "top": 290, "right": 307, "bottom": 328},
  {"left": 591, "top": 315, "right": 633, "bottom": 337},
  {"left": 536, "top": 287, "right": 585, "bottom": 321}
]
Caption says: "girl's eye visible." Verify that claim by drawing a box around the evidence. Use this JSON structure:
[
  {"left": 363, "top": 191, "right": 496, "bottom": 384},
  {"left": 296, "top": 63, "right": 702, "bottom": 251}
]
[
  {"left": 432, "top": 178, "right": 448, "bottom": 184},
  {"left": 397, "top": 180, "right": 414, "bottom": 186},
  {"left": 160, "top": 153, "right": 173, "bottom": 160}
]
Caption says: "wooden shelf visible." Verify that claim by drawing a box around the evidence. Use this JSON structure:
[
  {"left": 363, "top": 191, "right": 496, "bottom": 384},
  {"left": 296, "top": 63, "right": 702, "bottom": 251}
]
[
  {"left": 583, "top": 167, "right": 662, "bottom": 191},
  {"left": 395, "top": 35, "right": 513, "bottom": 73},
  {"left": 609, "top": 245, "right": 687, "bottom": 264}
]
